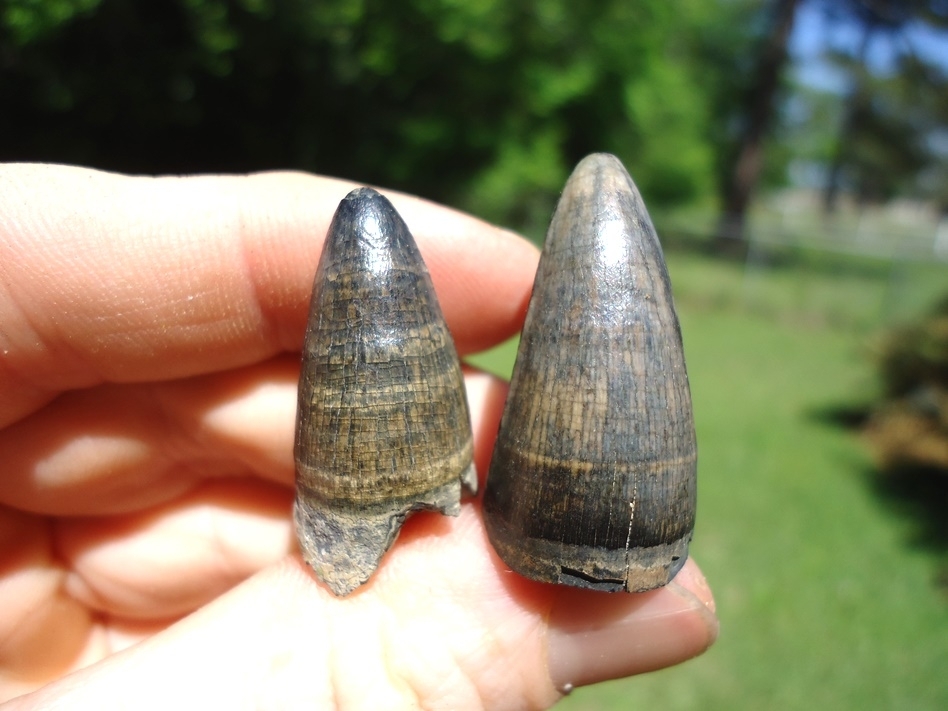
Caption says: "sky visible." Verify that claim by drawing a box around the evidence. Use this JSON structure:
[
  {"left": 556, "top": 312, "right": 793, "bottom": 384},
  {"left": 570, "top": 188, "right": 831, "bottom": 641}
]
[
  {"left": 790, "top": 1, "right": 948, "bottom": 92},
  {"left": 783, "top": 3, "right": 948, "bottom": 191}
]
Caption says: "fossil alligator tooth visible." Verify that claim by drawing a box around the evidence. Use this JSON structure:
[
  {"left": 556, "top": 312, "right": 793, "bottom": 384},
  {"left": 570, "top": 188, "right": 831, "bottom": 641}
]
[
  {"left": 483, "top": 153, "right": 697, "bottom": 593},
  {"left": 294, "top": 187, "right": 476, "bottom": 596}
]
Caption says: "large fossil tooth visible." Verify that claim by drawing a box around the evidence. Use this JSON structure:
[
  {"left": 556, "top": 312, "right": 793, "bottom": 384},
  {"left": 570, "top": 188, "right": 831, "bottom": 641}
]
[
  {"left": 294, "top": 187, "right": 477, "bottom": 596},
  {"left": 483, "top": 153, "right": 697, "bottom": 593}
]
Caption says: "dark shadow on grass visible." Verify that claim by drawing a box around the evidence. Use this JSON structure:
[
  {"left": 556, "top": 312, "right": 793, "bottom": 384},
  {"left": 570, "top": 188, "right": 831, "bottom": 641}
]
[
  {"left": 867, "top": 464, "right": 948, "bottom": 553},
  {"left": 865, "top": 463, "right": 948, "bottom": 593},
  {"left": 806, "top": 402, "right": 873, "bottom": 430},
  {"left": 814, "top": 404, "right": 948, "bottom": 593},
  {"left": 809, "top": 410, "right": 948, "bottom": 595}
]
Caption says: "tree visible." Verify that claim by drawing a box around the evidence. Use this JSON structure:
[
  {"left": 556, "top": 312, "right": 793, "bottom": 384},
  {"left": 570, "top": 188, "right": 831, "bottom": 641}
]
[
  {"left": 715, "top": 0, "right": 801, "bottom": 242},
  {"left": 816, "top": 0, "right": 948, "bottom": 211},
  {"left": 0, "top": 0, "right": 726, "bottom": 234}
]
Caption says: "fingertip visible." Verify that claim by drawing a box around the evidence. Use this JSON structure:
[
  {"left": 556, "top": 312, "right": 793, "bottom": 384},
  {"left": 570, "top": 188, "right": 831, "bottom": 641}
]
[
  {"left": 668, "top": 556, "right": 717, "bottom": 618},
  {"left": 545, "top": 557, "right": 718, "bottom": 693}
]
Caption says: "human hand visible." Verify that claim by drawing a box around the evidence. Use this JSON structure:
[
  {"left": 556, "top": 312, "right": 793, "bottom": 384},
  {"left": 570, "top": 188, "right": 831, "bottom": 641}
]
[{"left": 0, "top": 165, "right": 717, "bottom": 710}]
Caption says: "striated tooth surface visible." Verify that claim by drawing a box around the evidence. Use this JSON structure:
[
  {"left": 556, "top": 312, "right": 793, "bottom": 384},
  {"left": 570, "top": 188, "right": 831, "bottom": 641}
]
[
  {"left": 483, "top": 153, "right": 697, "bottom": 593},
  {"left": 294, "top": 187, "right": 476, "bottom": 596}
]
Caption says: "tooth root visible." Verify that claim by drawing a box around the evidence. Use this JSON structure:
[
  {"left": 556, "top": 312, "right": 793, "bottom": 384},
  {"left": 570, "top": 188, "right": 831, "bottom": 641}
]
[
  {"left": 483, "top": 154, "right": 697, "bottom": 593},
  {"left": 294, "top": 187, "right": 476, "bottom": 596}
]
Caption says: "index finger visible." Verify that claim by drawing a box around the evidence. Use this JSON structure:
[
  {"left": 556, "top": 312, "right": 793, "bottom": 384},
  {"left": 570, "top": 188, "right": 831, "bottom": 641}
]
[{"left": 0, "top": 165, "right": 538, "bottom": 427}]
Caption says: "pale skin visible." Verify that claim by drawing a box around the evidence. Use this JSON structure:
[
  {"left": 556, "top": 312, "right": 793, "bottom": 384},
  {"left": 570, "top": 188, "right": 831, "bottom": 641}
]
[{"left": 0, "top": 164, "right": 718, "bottom": 710}]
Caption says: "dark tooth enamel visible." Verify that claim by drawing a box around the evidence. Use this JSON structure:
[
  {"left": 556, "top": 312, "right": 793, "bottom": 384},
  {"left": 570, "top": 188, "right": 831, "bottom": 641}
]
[
  {"left": 483, "top": 154, "right": 697, "bottom": 593},
  {"left": 294, "top": 187, "right": 476, "bottom": 596}
]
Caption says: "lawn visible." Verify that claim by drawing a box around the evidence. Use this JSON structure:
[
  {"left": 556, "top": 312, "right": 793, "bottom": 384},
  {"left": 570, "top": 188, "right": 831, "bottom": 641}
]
[{"left": 466, "top": 247, "right": 948, "bottom": 710}]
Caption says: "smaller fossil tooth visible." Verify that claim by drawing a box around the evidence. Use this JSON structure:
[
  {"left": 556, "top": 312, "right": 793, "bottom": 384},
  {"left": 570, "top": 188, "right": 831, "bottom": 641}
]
[{"left": 294, "top": 187, "right": 477, "bottom": 596}]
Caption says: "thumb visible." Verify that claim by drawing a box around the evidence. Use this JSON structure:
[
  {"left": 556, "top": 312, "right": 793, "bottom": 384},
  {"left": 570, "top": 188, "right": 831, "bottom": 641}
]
[{"left": 5, "top": 507, "right": 716, "bottom": 711}]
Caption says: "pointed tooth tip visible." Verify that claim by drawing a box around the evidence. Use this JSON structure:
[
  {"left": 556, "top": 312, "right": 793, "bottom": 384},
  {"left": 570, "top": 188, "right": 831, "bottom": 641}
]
[
  {"left": 336, "top": 186, "right": 399, "bottom": 221},
  {"left": 575, "top": 152, "right": 623, "bottom": 169},
  {"left": 546, "top": 153, "right": 650, "bottom": 256},
  {"left": 323, "top": 185, "right": 413, "bottom": 260},
  {"left": 345, "top": 185, "right": 383, "bottom": 200},
  {"left": 558, "top": 153, "right": 644, "bottom": 211},
  {"left": 565, "top": 153, "right": 638, "bottom": 195},
  {"left": 573, "top": 152, "right": 628, "bottom": 175}
]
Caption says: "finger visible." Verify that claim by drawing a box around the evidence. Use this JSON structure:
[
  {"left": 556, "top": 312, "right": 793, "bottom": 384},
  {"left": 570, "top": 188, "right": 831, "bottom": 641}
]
[
  {"left": 547, "top": 558, "right": 717, "bottom": 690},
  {"left": 0, "top": 508, "right": 99, "bottom": 701},
  {"left": 3, "top": 373, "right": 502, "bottom": 625},
  {"left": 0, "top": 165, "right": 538, "bottom": 427},
  {"left": 0, "top": 508, "right": 187, "bottom": 703},
  {"left": 7, "top": 507, "right": 716, "bottom": 711},
  {"left": 0, "top": 363, "right": 507, "bottom": 516},
  {"left": 0, "top": 356, "right": 299, "bottom": 515},
  {"left": 464, "top": 369, "right": 511, "bottom": 490},
  {"left": 4, "top": 374, "right": 716, "bottom": 709},
  {"left": 56, "top": 479, "right": 293, "bottom": 621}
]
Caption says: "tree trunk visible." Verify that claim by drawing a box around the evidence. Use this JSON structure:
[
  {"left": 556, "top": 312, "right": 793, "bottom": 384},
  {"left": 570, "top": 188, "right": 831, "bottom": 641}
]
[{"left": 717, "top": 0, "right": 800, "bottom": 243}]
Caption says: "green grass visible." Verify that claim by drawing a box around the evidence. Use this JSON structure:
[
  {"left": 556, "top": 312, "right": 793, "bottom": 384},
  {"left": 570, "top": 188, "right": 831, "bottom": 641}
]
[
  {"left": 466, "top": 248, "right": 948, "bottom": 710},
  {"left": 663, "top": 248, "right": 948, "bottom": 335}
]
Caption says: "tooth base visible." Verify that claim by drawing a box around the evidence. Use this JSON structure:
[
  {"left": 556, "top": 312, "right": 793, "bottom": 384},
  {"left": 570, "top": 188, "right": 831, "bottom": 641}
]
[
  {"left": 485, "top": 515, "right": 690, "bottom": 593},
  {"left": 294, "top": 462, "right": 477, "bottom": 596}
]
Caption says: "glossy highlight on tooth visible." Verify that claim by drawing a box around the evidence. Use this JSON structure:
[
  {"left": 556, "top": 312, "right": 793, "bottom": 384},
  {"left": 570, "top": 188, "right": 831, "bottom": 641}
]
[
  {"left": 294, "top": 187, "right": 477, "bottom": 596},
  {"left": 483, "top": 153, "right": 697, "bottom": 593}
]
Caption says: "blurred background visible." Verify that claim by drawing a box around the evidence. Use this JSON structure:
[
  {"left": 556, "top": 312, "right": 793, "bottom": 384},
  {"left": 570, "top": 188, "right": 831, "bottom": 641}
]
[{"left": 3, "top": 0, "right": 947, "bottom": 708}]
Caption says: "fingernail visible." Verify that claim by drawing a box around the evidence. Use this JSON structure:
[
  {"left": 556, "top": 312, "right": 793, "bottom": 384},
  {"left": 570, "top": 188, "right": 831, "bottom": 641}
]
[
  {"left": 546, "top": 559, "right": 718, "bottom": 692},
  {"left": 668, "top": 556, "right": 716, "bottom": 615}
]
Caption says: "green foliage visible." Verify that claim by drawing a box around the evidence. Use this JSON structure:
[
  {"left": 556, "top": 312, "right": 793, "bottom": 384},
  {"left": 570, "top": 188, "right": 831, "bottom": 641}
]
[
  {"left": 867, "top": 299, "right": 948, "bottom": 478},
  {"left": 681, "top": 0, "right": 795, "bottom": 199},
  {"left": 2, "top": 0, "right": 102, "bottom": 44},
  {"left": 877, "top": 298, "right": 948, "bottom": 399},
  {"left": 0, "top": 0, "right": 723, "bottom": 229},
  {"left": 807, "top": 0, "right": 948, "bottom": 209},
  {"left": 2, "top": 1, "right": 943, "bottom": 228},
  {"left": 622, "top": 60, "right": 715, "bottom": 205},
  {"left": 828, "top": 54, "right": 942, "bottom": 204}
]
